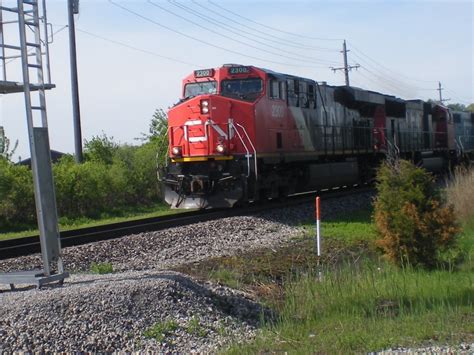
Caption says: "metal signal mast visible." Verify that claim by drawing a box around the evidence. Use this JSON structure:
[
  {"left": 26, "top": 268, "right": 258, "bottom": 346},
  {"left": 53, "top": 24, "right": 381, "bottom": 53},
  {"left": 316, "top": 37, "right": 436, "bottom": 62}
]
[{"left": 0, "top": 0, "right": 68, "bottom": 289}]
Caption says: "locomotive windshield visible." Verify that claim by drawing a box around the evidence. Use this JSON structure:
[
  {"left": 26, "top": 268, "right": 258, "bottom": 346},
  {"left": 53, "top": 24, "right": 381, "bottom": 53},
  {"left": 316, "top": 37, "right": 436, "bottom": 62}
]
[
  {"left": 221, "top": 78, "right": 263, "bottom": 101},
  {"left": 184, "top": 81, "right": 217, "bottom": 99}
]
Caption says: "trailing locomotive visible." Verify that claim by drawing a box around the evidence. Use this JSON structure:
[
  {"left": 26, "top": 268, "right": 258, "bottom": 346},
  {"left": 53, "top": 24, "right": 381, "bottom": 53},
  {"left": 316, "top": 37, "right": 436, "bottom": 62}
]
[{"left": 159, "top": 64, "right": 474, "bottom": 209}]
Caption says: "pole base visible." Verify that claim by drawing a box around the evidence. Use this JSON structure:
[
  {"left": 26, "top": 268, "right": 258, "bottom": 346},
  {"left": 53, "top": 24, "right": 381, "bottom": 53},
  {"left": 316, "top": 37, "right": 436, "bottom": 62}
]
[{"left": 0, "top": 270, "right": 69, "bottom": 290}]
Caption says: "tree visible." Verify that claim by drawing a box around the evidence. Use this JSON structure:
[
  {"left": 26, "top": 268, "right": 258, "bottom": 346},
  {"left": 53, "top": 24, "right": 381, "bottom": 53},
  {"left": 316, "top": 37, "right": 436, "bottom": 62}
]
[
  {"left": 373, "top": 159, "right": 460, "bottom": 269},
  {"left": 0, "top": 127, "right": 18, "bottom": 162},
  {"left": 466, "top": 103, "right": 474, "bottom": 112},
  {"left": 142, "top": 108, "right": 168, "bottom": 142},
  {"left": 447, "top": 103, "right": 467, "bottom": 111},
  {"left": 84, "top": 133, "right": 118, "bottom": 165}
]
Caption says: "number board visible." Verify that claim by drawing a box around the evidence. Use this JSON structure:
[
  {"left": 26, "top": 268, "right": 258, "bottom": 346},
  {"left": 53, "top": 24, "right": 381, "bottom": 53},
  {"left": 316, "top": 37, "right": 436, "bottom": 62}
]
[
  {"left": 194, "top": 69, "right": 214, "bottom": 78},
  {"left": 228, "top": 66, "right": 251, "bottom": 75}
]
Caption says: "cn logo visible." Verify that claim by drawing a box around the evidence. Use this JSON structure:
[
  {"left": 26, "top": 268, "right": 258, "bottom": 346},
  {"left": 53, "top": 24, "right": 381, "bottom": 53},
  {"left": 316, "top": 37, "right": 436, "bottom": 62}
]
[{"left": 183, "top": 119, "right": 233, "bottom": 142}]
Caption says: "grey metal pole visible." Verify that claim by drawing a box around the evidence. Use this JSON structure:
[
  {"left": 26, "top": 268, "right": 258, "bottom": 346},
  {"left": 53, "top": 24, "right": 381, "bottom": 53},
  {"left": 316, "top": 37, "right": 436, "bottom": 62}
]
[{"left": 67, "top": 0, "right": 83, "bottom": 163}]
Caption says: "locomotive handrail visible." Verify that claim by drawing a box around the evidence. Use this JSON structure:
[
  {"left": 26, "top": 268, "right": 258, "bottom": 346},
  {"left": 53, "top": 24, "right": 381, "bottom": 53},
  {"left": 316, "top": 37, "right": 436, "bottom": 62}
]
[{"left": 228, "top": 120, "right": 258, "bottom": 180}]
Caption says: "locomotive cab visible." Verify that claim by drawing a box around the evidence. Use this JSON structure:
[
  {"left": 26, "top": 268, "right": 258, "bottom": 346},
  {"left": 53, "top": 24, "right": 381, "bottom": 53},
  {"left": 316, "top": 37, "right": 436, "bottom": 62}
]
[{"left": 162, "top": 65, "right": 264, "bottom": 208}]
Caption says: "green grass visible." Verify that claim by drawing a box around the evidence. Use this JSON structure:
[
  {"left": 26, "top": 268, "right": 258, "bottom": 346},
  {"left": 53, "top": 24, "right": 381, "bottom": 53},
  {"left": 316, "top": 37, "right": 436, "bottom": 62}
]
[
  {"left": 305, "top": 208, "right": 376, "bottom": 244},
  {"left": 144, "top": 320, "right": 179, "bottom": 343},
  {"left": 227, "top": 263, "right": 473, "bottom": 353},
  {"left": 459, "top": 220, "right": 474, "bottom": 272},
  {"left": 223, "top": 209, "right": 474, "bottom": 353},
  {"left": 173, "top": 207, "right": 473, "bottom": 353},
  {"left": 0, "top": 202, "right": 181, "bottom": 241},
  {"left": 186, "top": 316, "right": 208, "bottom": 337},
  {"left": 90, "top": 262, "right": 114, "bottom": 274}
]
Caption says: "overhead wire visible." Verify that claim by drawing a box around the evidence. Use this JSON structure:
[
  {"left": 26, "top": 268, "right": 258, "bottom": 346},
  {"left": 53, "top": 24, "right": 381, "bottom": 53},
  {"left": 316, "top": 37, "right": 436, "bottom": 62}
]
[
  {"left": 349, "top": 51, "right": 436, "bottom": 92},
  {"left": 148, "top": 1, "right": 339, "bottom": 66},
  {"left": 169, "top": 0, "right": 340, "bottom": 60},
  {"left": 194, "top": 0, "right": 340, "bottom": 50},
  {"left": 107, "top": 0, "right": 331, "bottom": 69},
  {"left": 207, "top": 0, "right": 343, "bottom": 42},
  {"left": 349, "top": 43, "right": 438, "bottom": 84},
  {"left": 76, "top": 28, "right": 202, "bottom": 67}
]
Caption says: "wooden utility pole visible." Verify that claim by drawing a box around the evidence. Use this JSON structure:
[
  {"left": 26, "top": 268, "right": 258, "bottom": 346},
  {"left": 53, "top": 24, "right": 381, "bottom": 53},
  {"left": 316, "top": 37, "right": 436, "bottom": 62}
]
[
  {"left": 331, "top": 40, "right": 360, "bottom": 86},
  {"left": 437, "top": 81, "right": 450, "bottom": 105}
]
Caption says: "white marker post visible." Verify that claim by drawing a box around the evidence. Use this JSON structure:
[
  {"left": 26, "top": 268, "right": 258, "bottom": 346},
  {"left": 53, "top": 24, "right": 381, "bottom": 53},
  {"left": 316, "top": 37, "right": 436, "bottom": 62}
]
[{"left": 315, "top": 196, "right": 322, "bottom": 280}]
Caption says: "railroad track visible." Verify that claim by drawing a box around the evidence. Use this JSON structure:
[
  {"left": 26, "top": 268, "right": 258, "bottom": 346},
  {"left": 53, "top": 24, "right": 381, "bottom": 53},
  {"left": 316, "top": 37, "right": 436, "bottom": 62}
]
[{"left": 0, "top": 185, "right": 373, "bottom": 260}]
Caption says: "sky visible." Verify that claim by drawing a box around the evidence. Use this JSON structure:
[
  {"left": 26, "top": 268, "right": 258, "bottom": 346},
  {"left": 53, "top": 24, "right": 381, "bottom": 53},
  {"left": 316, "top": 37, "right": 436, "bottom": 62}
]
[{"left": 0, "top": 0, "right": 473, "bottom": 161}]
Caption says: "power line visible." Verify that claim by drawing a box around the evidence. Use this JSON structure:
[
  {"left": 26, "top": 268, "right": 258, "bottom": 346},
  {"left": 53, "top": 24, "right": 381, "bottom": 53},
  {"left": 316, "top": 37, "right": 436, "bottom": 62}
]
[
  {"left": 107, "top": 0, "right": 331, "bottom": 69},
  {"left": 348, "top": 50, "right": 437, "bottom": 94},
  {"left": 349, "top": 43, "right": 438, "bottom": 84},
  {"left": 195, "top": 0, "right": 341, "bottom": 50},
  {"left": 76, "top": 28, "right": 201, "bottom": 67},
  {"left": 208, "top": 0, "right": 343, "bottom": 42},
  {"left": 148, "top": 1, "right": 338, "bottom": 66},
  {"left": 168, "top": 0, "right": 339, "bottom": 63}
]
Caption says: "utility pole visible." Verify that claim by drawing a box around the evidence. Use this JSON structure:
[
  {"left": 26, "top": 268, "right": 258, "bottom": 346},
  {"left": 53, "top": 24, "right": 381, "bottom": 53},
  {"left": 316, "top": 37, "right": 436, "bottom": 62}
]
[
  {"left": 331, "top": 40, "right": 360, "bottom": 86},
  {"left": 437, "top": 81, "right": 450, "bottom": 105},
  {"left": 67, "top": 0, "right": 83, "bottom": 163}
]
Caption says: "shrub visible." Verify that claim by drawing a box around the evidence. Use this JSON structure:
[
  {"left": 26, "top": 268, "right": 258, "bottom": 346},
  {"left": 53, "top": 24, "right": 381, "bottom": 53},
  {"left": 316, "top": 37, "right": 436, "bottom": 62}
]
[
  {"left": 373, "top": 160, "right": 460, "bottom": 269},
  {"left": 0, "top": 158, "right": 35, "bottom": 228}
]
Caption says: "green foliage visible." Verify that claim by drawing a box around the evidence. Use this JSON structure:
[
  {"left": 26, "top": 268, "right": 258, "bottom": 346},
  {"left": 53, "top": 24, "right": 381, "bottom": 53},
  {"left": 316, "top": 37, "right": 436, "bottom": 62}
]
[
  {"left": 0, "top": 159, "right": 35, "bottom": 229},
  {"left": 373, "top": 160, "right": 460, "bottom": 269},
  {"left": 467, "top": 103, "right": 474, "bottom": 112},
  {"left": 90, "top": 262, "right": 114, "bottom": 274},
  {"left": 447, "top": 103, "right": 467, "bottom": 111},
  {"left": 0, "top": 112, "right": 164, "bottom": 231},
  {"left": 186, "top": 316, "right": 207, "bottom": 337},
  {"left": 0, "top": 127, "right": 18, "bottom": 162},
  {"left": 84, "top": 133, "right": 119, "bottom": 165},
  {"left": 145, "top": 108, "right": 168, "bottom": 142},
  {"left": 144, "top": 320, "right": 179, "bottom": 342}
]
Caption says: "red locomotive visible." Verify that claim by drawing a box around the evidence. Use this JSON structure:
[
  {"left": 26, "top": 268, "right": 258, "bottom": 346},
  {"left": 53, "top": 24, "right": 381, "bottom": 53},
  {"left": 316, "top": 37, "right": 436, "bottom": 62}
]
[{"left": 160, "top": 64, "right": 474, "bottom": 208}]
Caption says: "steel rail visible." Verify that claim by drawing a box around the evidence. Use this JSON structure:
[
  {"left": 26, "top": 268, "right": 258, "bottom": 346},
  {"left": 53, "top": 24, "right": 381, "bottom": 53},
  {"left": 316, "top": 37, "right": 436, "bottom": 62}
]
[{"left": 0, "top": 185, "right": 373, "bottom": 260}]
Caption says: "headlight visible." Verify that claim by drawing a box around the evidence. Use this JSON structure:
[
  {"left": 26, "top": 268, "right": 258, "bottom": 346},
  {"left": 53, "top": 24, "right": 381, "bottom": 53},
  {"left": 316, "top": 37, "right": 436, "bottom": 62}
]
[
  {"left": 216, "top": 143, "right": 225, "bottom": 154},
  {"left": 171, "top": 146, "right": 182, "bottom": 156},
  {"left": 201, "top": 100, "right": 209, "bottom": 114}
]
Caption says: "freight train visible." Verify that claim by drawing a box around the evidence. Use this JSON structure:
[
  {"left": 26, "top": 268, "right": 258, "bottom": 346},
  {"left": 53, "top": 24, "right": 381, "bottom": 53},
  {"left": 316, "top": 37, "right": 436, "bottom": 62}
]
[{"left": 159, "top": 64, "right": 474, "bottom": 209}]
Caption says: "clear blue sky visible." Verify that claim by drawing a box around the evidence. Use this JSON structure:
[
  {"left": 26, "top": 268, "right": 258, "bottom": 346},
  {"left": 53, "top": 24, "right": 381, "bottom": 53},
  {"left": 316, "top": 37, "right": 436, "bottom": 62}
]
[{"left": 1, "top": 0, "right": 472, "bottom": 160}]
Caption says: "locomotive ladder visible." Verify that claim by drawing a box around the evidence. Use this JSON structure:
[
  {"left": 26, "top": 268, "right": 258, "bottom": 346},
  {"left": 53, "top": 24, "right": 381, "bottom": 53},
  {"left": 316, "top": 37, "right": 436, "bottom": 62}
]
[{"left": 0, "top": 0, "right": 67, "bottom": 289}]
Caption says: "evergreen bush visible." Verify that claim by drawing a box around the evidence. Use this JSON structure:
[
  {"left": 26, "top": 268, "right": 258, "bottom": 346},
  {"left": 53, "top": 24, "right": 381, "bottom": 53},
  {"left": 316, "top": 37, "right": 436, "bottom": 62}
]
[{"left": 373, "top": 159, "right": 460, "bottom": 269}]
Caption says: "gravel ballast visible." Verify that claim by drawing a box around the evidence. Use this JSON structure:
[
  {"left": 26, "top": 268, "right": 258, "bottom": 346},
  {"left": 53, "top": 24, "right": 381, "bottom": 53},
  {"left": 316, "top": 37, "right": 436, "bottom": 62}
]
[
  {"left": 0, "top": 193, "right": 373, "bottom": 352},
  {"left": 0, "top": 270, "right": 260, "bottom": 353},
  {"left": 0, "top": 192, "right": 373, "bottom": 274}
]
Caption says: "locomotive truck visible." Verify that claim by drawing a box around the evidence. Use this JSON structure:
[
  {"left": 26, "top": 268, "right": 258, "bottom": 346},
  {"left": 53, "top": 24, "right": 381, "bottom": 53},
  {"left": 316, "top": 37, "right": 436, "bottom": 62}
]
[{"left": 159, "top": 64, "right": 474, "bottom": 209}]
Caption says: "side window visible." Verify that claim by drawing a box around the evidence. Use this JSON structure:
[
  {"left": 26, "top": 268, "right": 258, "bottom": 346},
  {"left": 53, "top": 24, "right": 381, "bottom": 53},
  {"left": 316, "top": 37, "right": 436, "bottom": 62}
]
[
  {"left": 308, "top": 84, "right": 316, "bottom": 109},
  {"left": 279, "top": 81, "right": 286, "bottom": 101},
  {"left": 269, "top": 80, "right": 280, "bottom": 99},
  {"left": 287, "top": 79, "right": 299, "bottom": 107},
  {"left": 299, "top": 81, "right": 309, "bottom": 108}
]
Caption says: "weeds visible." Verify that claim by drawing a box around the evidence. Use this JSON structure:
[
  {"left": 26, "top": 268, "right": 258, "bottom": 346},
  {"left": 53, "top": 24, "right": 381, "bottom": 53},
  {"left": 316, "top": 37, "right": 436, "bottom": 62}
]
[
  {"left": 144, "top": 320, "right": 179, "bottom": 343},
  {"left": 90, "top": 262, "right": 113, "bottom": 274},
  {"left": 447, "top": 167, "right": 474, "bottom": 223},
  {"left": 186, "top": 316, "right": 207, "bottom": 337}
]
